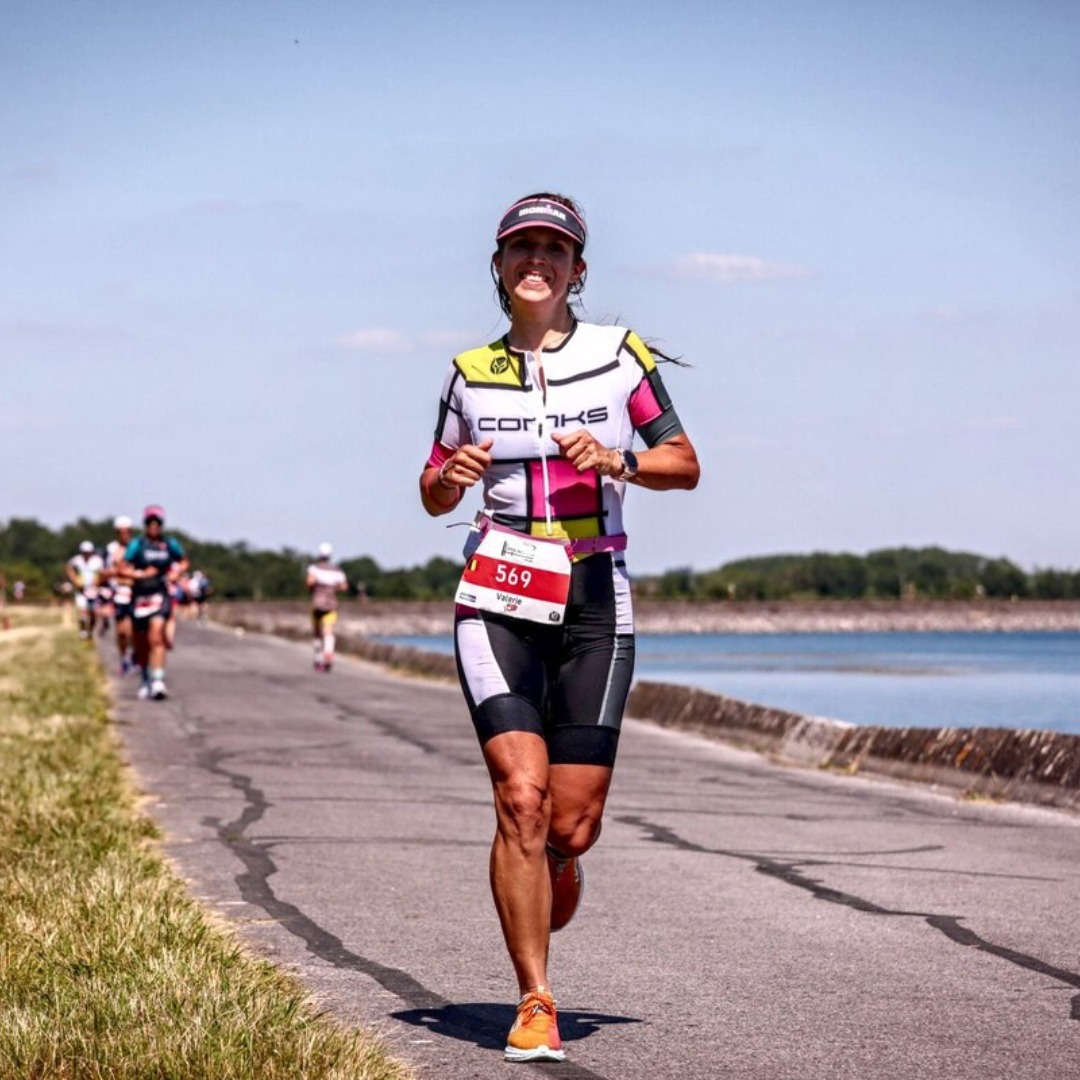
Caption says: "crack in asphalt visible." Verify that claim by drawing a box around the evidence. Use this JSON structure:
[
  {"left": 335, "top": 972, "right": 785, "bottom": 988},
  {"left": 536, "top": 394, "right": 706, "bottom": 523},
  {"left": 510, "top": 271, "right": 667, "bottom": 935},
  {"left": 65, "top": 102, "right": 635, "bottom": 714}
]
[
  {"left": 618, "top": 812, "right": 1080, "bottom": 1021},
  {"left": 198, "top": 743, "right": 613, "bottom": 1078},
  {"left": 315, "top": 692, "right": 479, "bottom": 766},
  {"left": 157, "top": 635, "right": 1076, "bottom": 1070},
  {"left": 199, "top": 744, "right": 445, "bottom": 1008}
]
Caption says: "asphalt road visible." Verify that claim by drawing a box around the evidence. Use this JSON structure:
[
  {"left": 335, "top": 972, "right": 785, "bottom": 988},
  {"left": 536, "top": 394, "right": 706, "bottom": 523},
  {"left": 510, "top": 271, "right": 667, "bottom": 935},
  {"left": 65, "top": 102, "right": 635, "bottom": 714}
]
[{"left": 105, "top": 621, "right": 1080, "bottom": 1079}]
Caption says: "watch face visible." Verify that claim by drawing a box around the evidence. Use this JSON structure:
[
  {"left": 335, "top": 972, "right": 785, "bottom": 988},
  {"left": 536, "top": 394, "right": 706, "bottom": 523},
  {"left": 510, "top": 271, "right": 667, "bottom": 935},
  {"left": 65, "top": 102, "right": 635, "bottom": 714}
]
[{"left": 624, "top": 450, "right": 639, "bottom": 471}]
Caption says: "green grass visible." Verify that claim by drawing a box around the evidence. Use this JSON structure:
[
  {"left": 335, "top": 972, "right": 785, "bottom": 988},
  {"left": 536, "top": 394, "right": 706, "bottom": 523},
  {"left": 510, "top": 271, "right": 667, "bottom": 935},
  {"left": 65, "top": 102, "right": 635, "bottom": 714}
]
[{"left": 0, "top": 610, "right": 417, "bottom": 1080}]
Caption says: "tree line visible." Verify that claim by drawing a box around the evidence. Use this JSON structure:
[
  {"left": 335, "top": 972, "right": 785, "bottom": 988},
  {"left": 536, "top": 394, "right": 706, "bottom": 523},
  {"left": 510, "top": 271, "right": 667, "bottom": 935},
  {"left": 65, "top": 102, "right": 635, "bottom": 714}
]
[
  {"left": 0, "top": 516, "right": 461, "bottom": 603},
  {"left": 1, "top": 517, "right": 1076, "bottom": 603},
  {"left": 636, "top": 547, "right": 1080, "bottom": 601}
]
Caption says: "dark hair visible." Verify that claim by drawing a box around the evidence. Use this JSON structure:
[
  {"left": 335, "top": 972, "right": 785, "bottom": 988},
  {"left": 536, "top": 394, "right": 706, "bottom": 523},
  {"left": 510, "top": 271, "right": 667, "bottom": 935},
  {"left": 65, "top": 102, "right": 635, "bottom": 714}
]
[{"left": 491, "top": 191, "right": 588, "bottom": 319}]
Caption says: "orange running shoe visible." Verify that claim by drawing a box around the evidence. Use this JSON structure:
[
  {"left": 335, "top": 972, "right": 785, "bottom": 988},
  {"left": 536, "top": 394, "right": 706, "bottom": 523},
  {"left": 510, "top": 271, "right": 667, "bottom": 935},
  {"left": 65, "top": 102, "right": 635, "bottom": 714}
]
[
  {"left": 548, "top": 848, "right": 584, "bottom": 932},
  {"left": 505, "top": 987, "right": 565, "bottom": 1062}
]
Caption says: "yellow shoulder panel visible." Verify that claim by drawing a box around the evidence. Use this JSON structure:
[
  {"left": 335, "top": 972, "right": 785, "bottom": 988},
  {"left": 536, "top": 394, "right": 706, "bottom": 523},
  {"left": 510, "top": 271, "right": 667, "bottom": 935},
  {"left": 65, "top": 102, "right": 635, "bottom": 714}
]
[
  {"left": 454, "top": 341, "right": 521, "bottom": 384},
  {"left": 624, "top": 330, "right": 657, "bottom": 373}
]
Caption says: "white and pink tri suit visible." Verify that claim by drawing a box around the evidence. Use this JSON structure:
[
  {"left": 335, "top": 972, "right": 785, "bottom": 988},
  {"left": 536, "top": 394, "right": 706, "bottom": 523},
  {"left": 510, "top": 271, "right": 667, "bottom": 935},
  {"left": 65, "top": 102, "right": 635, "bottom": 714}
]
[{"left": 425, "top": 321, "right": 688, "bottom": 765}]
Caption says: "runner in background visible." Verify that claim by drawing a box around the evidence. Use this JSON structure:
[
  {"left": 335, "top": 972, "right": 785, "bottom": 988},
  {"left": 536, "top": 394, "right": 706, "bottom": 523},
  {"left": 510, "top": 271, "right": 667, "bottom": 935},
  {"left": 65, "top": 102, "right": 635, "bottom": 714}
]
[
  {"left": 120, "top": 505, "right": 188, "bottom": 700},
  {"left": 420, "top": 192, "right": 699, "bottom": 1063},
  {"left": 164, "top": 574, "right": 184, "bottom": 649},
  {"left": 66, "top": 540, "right": 104, "bottom": 640},
  {"left": 305, "top": 542, "right": 348, "bottom": 672},
  {"left": 187, "top": 568, "right": 212, "bottom": 620},
  {"left": 104, "top": 516, "right": 136, "bottom": 674}
]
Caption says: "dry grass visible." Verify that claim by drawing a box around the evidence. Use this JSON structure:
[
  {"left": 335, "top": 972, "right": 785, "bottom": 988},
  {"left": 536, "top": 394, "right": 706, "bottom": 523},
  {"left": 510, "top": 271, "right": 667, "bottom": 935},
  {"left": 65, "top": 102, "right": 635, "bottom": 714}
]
[{"left": 0, "top": 610, "right": 416, "bottom": 1080}]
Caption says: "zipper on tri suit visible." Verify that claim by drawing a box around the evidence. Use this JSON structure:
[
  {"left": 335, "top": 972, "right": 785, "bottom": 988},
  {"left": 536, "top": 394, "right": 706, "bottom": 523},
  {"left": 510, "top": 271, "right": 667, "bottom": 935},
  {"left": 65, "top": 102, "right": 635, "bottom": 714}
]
[{"left": 525, "top": 349, "right": 554, "bottom": 536}]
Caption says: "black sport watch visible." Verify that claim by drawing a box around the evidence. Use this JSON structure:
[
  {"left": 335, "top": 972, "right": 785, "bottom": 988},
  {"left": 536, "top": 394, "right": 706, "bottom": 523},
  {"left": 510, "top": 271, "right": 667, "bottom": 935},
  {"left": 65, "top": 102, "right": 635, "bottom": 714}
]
[{"left": 618, "top": 449, "right": 639, "bottom": 480}]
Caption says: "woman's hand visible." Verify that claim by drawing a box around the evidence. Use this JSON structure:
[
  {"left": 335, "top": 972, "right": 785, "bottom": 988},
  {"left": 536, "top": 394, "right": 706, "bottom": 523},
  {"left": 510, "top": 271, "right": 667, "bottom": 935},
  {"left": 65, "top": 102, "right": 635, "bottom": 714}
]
[
  {"left": 551, "top": 429, "right": 622, "bottom": 476},
  {"left": 420, "top": 438, "right": 495, "bottom": 516},
  {"left": 553, "top": 430, "right": 701, "bottom": 490},
  {"left": 439, "top": 438, "right": 495, "bottom": 489}
]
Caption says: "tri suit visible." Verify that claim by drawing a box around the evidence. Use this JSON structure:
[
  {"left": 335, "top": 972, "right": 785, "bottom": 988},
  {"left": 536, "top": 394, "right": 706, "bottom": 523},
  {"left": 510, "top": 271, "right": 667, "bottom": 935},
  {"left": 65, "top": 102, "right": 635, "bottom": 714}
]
[
  {"left": 425, "top": 321, "right": 687, "bottom": 767},
  {"left": 124, "top": 534, "right": 186, "bottom": 626}
]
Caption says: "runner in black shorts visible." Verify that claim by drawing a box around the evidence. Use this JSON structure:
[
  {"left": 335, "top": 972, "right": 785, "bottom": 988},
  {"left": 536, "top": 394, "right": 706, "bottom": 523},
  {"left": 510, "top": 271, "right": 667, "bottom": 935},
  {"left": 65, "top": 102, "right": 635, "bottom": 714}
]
[
  {"left": 420, "top": 192, "right": 700, "bottom": 1063},
  {"left": 121, "top": 505, "right": 188, "bottom": 701}
]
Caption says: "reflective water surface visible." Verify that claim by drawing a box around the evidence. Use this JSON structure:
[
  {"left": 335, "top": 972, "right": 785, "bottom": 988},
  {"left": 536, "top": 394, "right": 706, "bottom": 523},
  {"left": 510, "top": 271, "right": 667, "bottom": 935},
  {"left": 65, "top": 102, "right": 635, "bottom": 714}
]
[{"left": 378, "top": 631, "right": 1080, "bottom": 734}]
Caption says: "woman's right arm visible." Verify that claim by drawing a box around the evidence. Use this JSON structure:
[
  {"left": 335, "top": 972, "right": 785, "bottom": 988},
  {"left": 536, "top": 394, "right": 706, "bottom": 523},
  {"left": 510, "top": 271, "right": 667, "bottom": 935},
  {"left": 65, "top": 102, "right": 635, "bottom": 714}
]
[{"left": 419, "top": 438, "right": 495, "bottom": 517}]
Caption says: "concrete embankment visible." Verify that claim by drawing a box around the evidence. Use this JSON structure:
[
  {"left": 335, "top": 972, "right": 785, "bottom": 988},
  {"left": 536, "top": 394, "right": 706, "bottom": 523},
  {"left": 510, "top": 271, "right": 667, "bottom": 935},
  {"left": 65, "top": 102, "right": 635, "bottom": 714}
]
[
  {"left": 627, "top": 682, "right": 1080, "bottom": 813},
  {"left": 210, "top": 601, "right": 1080, "bottom": 814}
]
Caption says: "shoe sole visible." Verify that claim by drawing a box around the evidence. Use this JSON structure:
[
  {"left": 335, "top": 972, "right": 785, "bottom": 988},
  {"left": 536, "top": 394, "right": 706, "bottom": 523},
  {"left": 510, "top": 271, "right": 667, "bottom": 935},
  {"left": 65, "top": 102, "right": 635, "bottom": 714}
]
[{"left": 504, "top": 1045, "right": 566, "bottom": 1062}]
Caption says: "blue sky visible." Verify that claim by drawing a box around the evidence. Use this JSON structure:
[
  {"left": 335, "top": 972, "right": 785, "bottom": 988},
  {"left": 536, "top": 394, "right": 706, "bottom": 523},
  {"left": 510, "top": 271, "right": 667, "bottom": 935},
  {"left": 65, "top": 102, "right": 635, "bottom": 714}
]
[{"left": 2, "top": 1, "right": 1077, "bottom": 574}]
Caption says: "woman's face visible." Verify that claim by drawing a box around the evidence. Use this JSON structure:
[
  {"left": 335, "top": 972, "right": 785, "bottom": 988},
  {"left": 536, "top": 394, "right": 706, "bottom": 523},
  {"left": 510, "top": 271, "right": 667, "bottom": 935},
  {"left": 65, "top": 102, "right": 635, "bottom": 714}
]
[
  {"left": 145, "top": 518, "right": 163, "bottom": 538},
  {"left": 494, "top": 227, "right": 585, "bottom": 312}
]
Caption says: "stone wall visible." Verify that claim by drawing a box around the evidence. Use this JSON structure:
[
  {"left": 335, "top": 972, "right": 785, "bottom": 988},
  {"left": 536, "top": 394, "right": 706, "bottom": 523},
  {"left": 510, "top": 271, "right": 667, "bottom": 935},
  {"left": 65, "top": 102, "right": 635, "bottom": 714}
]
[{"left": 627, "top": 681, "right": 1080, "bottom": 813}]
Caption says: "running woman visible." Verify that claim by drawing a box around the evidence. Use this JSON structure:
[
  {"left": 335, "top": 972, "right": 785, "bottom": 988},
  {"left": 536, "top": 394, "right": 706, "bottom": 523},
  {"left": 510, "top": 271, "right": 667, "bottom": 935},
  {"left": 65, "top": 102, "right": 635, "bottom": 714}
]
[
  {"left": 120, "top": 505, "right": 188, "bottom": 700},
  {"left": 306, "top": 542, "right": 348, "bottom": 671},
  {"left": 104, "top": 515, "right": 136, "bottom": 673},
  {"left": 66, "top": 540, "right": 104, "bottom": 640},
  {"left": 420, "top": 193, "right": 699, "bottom": 1062}
]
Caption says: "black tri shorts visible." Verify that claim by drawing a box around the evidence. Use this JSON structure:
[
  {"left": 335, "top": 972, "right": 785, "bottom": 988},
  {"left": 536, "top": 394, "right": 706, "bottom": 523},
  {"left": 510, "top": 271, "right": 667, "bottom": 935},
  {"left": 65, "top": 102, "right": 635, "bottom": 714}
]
[{"left": 454, "top": 553, "right": 635, "bottom": 768}]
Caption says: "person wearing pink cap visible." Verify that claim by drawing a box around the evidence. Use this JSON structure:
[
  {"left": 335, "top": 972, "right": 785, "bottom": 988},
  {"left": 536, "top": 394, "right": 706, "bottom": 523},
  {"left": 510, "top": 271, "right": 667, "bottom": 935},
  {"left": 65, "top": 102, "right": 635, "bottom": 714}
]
[
  {"left": 119, "top": 505, "right": 188, "bottom": 700},
  {"left": 420, "top": 192, "right": 700, "bottom": 1062}
]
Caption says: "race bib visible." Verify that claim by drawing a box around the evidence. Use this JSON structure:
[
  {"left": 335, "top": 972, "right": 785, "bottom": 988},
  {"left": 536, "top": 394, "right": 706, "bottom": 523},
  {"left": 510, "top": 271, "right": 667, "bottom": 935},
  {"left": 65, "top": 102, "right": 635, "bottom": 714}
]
[
  {"left": 133, "top": 593, "right": 165, "bottom": 619},
  {"left": 455, "top": 526, "right": 572, "bottom": 625}
]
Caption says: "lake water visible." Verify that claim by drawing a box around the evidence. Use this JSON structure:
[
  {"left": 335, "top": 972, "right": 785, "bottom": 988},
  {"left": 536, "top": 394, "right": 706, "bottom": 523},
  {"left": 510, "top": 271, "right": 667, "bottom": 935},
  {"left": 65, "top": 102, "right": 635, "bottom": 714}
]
[{"left": 375, "top": 631, "right": 1080, "bottom": 736}]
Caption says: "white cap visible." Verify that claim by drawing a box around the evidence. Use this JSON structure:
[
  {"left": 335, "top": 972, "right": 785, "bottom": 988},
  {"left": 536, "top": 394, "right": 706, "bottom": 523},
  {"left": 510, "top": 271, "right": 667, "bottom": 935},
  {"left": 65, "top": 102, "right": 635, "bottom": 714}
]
[
  {"left": 317, "top": 542, "right": 333, "bottom": 558},
  {"left": 114, "top": 515, "right": 133, "bottom": 529},
  {"left": 79, "top": 540, "right": 94, "bottom": 554}
]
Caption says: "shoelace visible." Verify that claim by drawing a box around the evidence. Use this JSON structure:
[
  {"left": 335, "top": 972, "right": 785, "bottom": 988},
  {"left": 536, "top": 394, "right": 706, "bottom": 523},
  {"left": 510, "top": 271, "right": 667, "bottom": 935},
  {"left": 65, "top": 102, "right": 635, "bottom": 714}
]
[{"left": 519, "top": 991, "right": 556, "bottom": 1019}]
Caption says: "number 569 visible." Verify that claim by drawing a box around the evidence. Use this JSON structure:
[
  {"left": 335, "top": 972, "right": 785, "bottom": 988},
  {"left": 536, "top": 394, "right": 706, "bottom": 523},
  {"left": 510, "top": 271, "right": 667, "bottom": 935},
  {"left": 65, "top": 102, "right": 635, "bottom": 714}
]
[{"left": 495, "top": 564, "right": 532, "bottom": 589}]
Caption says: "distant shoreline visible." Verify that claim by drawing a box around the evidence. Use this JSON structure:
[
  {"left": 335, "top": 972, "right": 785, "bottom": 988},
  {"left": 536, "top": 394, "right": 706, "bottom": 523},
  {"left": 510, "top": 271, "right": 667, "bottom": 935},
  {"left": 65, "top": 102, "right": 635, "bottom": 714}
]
[{"left": 214, "top": 599, "right": 1080, "bottom": 637}]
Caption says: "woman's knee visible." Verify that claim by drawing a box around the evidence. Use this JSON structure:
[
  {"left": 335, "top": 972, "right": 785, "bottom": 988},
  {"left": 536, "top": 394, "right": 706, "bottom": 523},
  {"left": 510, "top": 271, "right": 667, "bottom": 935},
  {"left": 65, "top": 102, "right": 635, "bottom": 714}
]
[
  {"left": 493, "top": 776, "right": 551, "bottom": 843},
  {"left": 548, "top": 810, "right": 603, "bottom": 858}
]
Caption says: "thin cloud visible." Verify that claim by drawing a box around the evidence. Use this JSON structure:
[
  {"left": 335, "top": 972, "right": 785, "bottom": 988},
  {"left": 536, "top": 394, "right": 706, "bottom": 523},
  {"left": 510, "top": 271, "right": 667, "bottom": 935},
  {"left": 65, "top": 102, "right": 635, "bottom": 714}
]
[
  {"left": 420, "top": 329, "right": 483, "bottom": 351},
  {"left": 182, "top": 198, "right": 302, "bottom": 215},
  {"left": 667, "top": 253, "right": 810, "bottom": 282},
  {"left": 339, "top": 327, "right": 413, "bottom": 353},
  {"left": 338, "top": 327, "right": 483, "bottom": 355},
  {"left": 187, "top": 198, "right": 241, "bottom": 214},
  {"left": 0, "top": 319, "right": 127, "bottom": 343},
  {"left": 962, "top": 416, "right": 1024, "bottom": 433},
  {"left": 5, "top": 161, "right": 59, "bottom": 188}
]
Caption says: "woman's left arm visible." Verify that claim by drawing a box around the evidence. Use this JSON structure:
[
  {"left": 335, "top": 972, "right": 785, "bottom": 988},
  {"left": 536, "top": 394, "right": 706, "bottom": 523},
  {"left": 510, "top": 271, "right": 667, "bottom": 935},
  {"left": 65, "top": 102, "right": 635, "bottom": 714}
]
[
  {"left": 552, "top": 430, "right": 700, "bottom": 491},
  {"left": 626, "top": 433, "right": 700, "bottom": 491}
]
